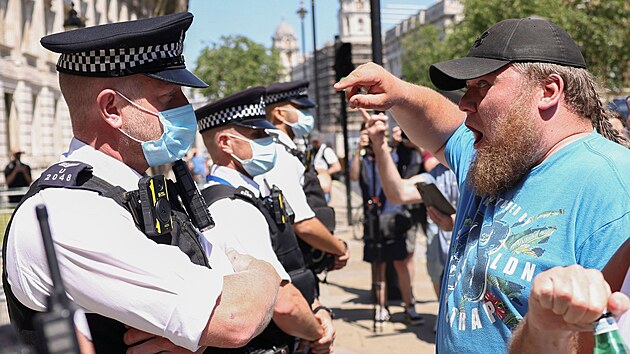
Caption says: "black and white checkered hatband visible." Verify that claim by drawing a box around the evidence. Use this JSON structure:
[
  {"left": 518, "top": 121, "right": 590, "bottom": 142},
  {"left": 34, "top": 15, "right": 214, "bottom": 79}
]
[
  {"left": 197, "top": 97, "right": 267, "bottom": 132},
  {"left": 265, "top": 86, "right": 309, "bottom": 105},
  {"left": 57, "top": 32, "right": 185, "bottom": 76}
]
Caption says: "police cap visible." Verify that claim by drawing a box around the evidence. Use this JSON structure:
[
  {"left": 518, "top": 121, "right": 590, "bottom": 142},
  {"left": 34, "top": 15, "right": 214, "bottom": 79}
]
[
  {"left": 265, "top": 80, "right": 315, "bottom": 108},
  {"left": 40, "top": 12, "right": 207, "bottom": 88},
  {"left": 196, "top": 87, "right": 277, "bottom": 133}
]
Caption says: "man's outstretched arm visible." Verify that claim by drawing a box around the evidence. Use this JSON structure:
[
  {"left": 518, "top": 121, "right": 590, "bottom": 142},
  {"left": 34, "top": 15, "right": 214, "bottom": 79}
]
[{"left": 334, "top": 62, "right": 465, "bottom": 165}]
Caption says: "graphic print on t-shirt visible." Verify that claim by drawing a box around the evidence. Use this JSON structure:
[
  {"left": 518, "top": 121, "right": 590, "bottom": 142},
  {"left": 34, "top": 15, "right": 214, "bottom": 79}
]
[{"left": 444, "top": 195, "right": 563, "bottom": 332}]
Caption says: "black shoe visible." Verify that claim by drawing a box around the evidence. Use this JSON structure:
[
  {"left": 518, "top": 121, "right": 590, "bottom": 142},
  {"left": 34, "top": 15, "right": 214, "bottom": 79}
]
[{"left": 404, "top": 307, "right": 424, "bottom": 325}]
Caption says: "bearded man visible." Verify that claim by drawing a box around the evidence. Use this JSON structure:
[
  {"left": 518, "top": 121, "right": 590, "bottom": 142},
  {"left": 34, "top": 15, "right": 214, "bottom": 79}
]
[{"left": 335, "top": 17, "right": 630, "bottom": 353}]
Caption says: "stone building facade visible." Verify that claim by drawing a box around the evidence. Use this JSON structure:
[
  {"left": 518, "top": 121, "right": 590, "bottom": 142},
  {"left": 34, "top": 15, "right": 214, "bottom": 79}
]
[
  {"left": 272, "top": 19, "right": 300, "bottom": 82},
  {"left": 0, "top": 0, "right": 186, "bottom": 183},
  {"left": 384, "top": 0, "right": 463, "bottom": 78}
]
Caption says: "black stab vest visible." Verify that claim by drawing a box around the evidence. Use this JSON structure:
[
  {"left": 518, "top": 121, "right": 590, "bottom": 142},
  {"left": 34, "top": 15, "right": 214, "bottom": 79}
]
[
  {"left": 1, "top": 162, "right": 220, "bottom": 353},
  {"left": 201, "top": 183, "right": 317, "bottom": 353}
]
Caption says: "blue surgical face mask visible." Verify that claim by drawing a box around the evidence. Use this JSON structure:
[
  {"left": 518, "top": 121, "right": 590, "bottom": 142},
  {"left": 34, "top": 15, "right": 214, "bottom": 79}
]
[
  {"left": 278, "top": 108, "right": 315, "bottom": 137},
  {"left": 228, "top": 133, "right": 277, "bottom": 177},
  {"left": 116, "top": 91, "right": 197, "bottom": 167}
]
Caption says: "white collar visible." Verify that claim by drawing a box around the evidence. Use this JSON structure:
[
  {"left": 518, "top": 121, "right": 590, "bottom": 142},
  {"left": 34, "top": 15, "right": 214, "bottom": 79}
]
[
  {"left": 208, "top": 165, "right": 260, "bottom": 197},
  {"left": 271, "top": 129, "right": 297, "bottom": 150},
  {"left": 61, "top": 138, "right": 143, "bottom": 191}
]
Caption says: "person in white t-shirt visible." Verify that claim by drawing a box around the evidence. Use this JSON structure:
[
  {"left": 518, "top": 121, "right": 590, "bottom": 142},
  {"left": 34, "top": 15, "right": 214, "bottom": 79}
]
[{"left": 310, "top": 131, "right": 341, "bottom": 201}]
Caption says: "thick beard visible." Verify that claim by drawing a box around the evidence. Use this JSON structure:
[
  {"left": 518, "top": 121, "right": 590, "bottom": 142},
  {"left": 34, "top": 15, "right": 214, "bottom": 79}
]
[{"left": 467, "top": 93, "right": 543, "bottom": 199}]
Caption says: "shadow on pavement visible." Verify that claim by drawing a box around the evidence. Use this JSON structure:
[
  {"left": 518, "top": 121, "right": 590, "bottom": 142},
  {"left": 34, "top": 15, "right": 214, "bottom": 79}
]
[{"left": 333, "top": 306, "right": 438, "bottom": 344}]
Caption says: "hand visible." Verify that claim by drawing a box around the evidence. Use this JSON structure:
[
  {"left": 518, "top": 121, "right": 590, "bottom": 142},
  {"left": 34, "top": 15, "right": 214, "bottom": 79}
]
[
  {"left": 427, "top": 206, "right": 454, "bottom": 231},
  {"left": 310, "top": 309, "right": 335, "bottom": 354},
  {"left": 332, "top": 240, "right": 350, "bottom": 270},
  {"left": 392, "top": 126, "right": 403, "bottom": 144},
  {"left": 124, "top": 327, "right": 206, "bottom": 354},
  {"left": 358, "top": 130, "right": 370, "bottom": 148},
  {"left": 359, "top": 108, "right": 388, "bottom": 150},
  {"left": 333, "top": 62, "right": 406, "bottom": 111},
  {"left": 225, "top": 247, "right": 255, "bottom": 272},
  {"left": 527, "top": 265, "right": 630, "bottom": 334}
]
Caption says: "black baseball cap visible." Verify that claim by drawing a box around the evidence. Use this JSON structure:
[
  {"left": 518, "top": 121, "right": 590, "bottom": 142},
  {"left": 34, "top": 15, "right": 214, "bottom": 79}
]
[
  {"left": 196, "top": 86, "right": 277, "bottom": 133},
  {"left": 41, "top": 12, "right": 207, "bottom": 88},
  {"left": 429, "top": 17, "right": 587, "bottom": 91}
]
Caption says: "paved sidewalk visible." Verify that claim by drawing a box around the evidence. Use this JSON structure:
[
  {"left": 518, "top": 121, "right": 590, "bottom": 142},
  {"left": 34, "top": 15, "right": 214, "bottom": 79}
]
[{"left": 322, "top": 181, "right": 438, "bottom": 354}]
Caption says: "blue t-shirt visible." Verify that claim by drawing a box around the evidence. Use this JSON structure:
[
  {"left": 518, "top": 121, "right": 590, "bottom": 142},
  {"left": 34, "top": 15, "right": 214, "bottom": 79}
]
[
  {"left": 436, "top": 125, "right": 630, "bottom": 353},
  {"left": 358, "top": 152, "right": 403, "bottom": 215}
]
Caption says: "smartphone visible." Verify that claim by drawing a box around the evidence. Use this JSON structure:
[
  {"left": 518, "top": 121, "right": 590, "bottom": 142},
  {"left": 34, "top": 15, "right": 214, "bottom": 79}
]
[{"left": 415, "top": 182, "right": 456, "bottom": 215}]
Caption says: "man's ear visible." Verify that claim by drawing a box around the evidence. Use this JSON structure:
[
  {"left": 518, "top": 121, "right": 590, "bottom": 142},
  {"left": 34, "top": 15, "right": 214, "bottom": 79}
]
[
  {"left": 216, "top": 132, "right": 234, "bottom": 155},
  {"left": 270, "top": 106, "right": 287, "bottom": 125},
  {"left": 97, "top": 89, "right": 123, "bottom": 129},
  {"left": 538, "top": 74, "right": 564, "bottom": 111}
]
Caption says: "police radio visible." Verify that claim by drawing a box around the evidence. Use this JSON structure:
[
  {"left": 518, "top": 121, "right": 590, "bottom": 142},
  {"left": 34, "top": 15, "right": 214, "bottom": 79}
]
[
  {"left": 138, "top": 175, "right": 173, "bottom": 236},
  {"left": 171, "top": 159, "right": 214, "bottom": 232},
  {"left": 33, "top": 204, "right": 82, "bottom": 354}
]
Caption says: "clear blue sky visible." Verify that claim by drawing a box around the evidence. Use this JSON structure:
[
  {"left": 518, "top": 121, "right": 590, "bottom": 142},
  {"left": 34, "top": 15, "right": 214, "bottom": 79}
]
[{"left": 185, "top": 0, "right": 435, "bottom": 67}]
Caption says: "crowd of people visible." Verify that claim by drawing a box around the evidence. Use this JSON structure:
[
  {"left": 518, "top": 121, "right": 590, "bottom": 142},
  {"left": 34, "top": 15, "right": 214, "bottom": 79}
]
[{"left": 1, "top": 10, "right": 629, "bottom": 354}]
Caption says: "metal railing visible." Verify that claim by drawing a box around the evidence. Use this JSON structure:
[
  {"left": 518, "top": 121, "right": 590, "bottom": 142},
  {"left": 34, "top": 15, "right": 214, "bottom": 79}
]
[{"left": 0, "top": 188, "right": 28, "bottom": 325}]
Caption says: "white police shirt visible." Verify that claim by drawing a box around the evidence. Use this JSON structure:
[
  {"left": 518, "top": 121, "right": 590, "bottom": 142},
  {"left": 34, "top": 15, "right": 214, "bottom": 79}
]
[
  {"left": 5, "top": 138, "right": 227, "bottom": 351},
  {"left": 255, "top": 130, "right": 315, "bottom": 223},
  {"left": 201, "top": 165, "right": 291, "bottom": 282}
]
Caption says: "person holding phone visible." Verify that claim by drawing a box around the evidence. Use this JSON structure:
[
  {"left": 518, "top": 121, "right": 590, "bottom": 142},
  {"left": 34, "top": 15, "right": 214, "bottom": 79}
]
[
  {"left": 349, "top": 120, "right": 424, "bottom": 325},
  {"left": 359, "top": 109, "right": 459, "bottom": 332},
  {"left": 335, "top": 17, "right": 630, "bottom": 353}
]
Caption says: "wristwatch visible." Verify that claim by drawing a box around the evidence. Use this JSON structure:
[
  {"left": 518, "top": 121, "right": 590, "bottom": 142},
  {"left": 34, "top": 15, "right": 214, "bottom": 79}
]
[{"left": 313, "top": 305, "right": 335, "bottom": 319}]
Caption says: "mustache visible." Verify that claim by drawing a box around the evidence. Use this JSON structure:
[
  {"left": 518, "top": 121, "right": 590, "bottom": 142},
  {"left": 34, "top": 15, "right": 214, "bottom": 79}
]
[{"left": 467, "top": 95, "right": 543, "bottom": 198}]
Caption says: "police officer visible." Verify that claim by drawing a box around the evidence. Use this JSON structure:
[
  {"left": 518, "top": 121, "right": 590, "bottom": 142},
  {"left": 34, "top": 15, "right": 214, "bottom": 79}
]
[
  {"left": 261, "top": 80, "right": 349, "bottom": 271},
  {"left": 2, "top": 13, "right": 280, "bottom": 353},
  {"left": 196, "top": 87, "right": 335, "bottom": 354}
]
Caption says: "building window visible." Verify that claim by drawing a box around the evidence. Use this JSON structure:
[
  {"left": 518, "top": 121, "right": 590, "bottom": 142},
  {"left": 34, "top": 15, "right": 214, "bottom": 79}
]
[{"left": 4, "top": 93, "right": 12, "bottom": 124}]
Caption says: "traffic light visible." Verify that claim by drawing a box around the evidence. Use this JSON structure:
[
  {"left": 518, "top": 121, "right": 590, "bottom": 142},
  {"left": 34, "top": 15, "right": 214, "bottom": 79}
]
[{"left": 334, "top": 42, "right": 353, "bottom": 82}]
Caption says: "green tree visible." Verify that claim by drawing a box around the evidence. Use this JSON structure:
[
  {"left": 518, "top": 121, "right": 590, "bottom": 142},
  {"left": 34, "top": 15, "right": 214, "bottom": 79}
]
[
  {"left": 193, "top": 35, "right": 282, "bottom": 99},
  {"left": 401, "top": 24, "right": 450, "bottom": 88},
  {"left": 402, "top": 0, "right": 629, "bottom": 93}
]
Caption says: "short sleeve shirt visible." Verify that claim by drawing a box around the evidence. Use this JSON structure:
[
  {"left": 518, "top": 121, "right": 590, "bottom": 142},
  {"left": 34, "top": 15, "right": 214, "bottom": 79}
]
[
  {"left": 201, "top": 165, "right": 291, "bottom": 282},
  {"left": 255, "top": 131, "right": 315, "bottom": 222},
  {"left": 5, "top": 138, "right": 226, "bottom": 351},
  {"left": 437, "top": 125, "right": 630, "bottom": 353}
]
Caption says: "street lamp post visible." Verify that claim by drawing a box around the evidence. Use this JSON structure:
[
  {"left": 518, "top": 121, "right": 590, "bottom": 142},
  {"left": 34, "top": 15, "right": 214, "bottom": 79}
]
[
  {"left": 311, "top": 0, "right": 321, "bottom": 130},
  {"left": 296, "top": 1, "right": 308, "bottom": 80}
]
